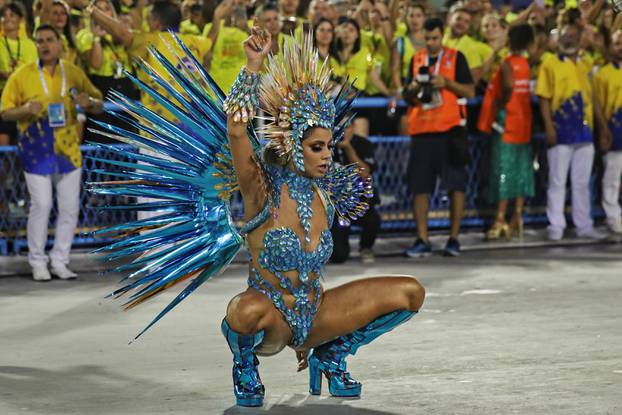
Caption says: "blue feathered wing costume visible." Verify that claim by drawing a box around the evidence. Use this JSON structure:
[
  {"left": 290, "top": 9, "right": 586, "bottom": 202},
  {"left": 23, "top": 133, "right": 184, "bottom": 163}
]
[{"left": 88, "top": 34, "right": 370, "bottom": 340}]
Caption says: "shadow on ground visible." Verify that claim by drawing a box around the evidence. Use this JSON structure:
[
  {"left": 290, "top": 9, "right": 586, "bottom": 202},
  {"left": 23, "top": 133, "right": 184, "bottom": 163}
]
[{"left": 223, "top": 393, "right": 400, "bottom": 414}]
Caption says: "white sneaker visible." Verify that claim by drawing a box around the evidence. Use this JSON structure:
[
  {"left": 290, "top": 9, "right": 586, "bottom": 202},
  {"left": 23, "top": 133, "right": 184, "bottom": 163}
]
[
  {"left": 607, "top": 219, "right": 622, "bottom": 235},
  {"left": 360, "top": 249, "right": 375, "bottom": 264},
  {"left": 576, "top": 228, "right": 607, "bottom": 240},
  {"left": 50, "top": 263, "right": 78, "bottom": 280},
  {"left": 547, "top": 227, "right": 563, "bottom": 241},
  {"left": 32, "top": 265, "right": 52, "bottom": 282}
]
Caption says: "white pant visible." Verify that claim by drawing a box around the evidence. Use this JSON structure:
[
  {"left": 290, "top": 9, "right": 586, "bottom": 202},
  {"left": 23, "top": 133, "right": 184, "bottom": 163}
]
[
  {"left": 602, "top": 151, "right": 622, "bottom": 224},
  {"left": 546, "top": 143, "right": 595, "bottom": 233},
  {"left": 24, "top": 168, "right": 81, "bottom": 267}
]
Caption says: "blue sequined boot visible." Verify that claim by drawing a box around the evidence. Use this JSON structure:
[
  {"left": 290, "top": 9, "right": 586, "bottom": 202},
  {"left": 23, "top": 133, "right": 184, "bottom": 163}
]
[
  {"left": 308, "top": 310, "right": 416, "bottom": 397},
  {"left": 221, "top": 319, "right": 265, "bottom": 407}
]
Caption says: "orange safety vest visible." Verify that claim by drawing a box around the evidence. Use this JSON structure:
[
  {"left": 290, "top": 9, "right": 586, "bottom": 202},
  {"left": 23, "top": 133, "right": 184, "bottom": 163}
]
[
  {"left": 407, "top": 47, "right": 465, "bottom": 136},
  {"left": 478, "top": 54, "right": 532, "bottom": 144}
]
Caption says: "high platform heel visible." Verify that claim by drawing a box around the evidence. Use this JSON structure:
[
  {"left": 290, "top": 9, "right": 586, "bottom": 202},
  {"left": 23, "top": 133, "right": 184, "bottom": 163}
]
[
  {"left": 308, "top": 310, "right": 416, "bottom": 397},
  {"left": 485, "top": 221, "right": 510, "bottom": 241},
  {"left": 509, "top": 210, "right": 524, "bottom": 240},
  {"left": 221, "top": 319, "right": 265, "bottom": 407}
]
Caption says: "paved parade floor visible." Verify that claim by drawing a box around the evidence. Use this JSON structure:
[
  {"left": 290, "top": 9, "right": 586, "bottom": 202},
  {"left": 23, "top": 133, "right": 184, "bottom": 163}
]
[{"left": 1, "top": 242, "right": 621, "bottom": 414}]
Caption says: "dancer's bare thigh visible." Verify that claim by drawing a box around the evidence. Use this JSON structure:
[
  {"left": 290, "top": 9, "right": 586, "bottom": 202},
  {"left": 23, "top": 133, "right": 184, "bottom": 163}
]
[
  {"left": 227, "top": 288, "right": 293, "bottom": 356},
  {"left": 299, "top": 275, "right": 424, "bottom": 350}
]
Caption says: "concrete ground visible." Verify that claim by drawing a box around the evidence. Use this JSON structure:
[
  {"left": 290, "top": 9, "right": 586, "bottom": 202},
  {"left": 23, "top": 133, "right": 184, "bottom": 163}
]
[{"left": 1, "top": 240, "right": 621, "bottom": 415}]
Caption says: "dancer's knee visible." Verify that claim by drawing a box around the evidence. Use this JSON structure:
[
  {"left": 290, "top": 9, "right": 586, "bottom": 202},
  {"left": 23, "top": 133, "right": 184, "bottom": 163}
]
[
  {"left": 226, "top": 292, "right": 269, "bottom": 334},
  {"left": 402, "top": 276, "right": 425, "bottom": 311}
]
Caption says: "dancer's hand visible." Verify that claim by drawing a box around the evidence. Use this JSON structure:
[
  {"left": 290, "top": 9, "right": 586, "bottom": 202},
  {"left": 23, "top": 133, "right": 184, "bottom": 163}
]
[
  {"left": 296, "top": 350, "right": 309, "bottom": 371},
  {"left": 244, "top": 26, "right": 272, "bottom": 73}
]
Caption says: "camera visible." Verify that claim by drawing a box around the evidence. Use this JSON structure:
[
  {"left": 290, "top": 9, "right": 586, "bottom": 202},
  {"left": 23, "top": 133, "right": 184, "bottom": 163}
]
[{"left": 416, "top": 66, "right": 434, "bottom": 104}]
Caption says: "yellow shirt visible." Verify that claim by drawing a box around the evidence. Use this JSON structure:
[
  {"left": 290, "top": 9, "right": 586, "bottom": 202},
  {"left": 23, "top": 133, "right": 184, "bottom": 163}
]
[
  {"left": 443, "top": 34, "right": 491, "bottom": 70},
  {"left": 76, "top": 29, "right": 131, "bottom": 77},
  {"left": 361, "top": 30, "right": 390, "bottom": 94},
  {"left": 536, "top": 54, "right": 594, "bottom": 144},
  {"left": 394, "top": 33, "right": 424, "bottom": 82},
  {"left": 395, "top": 22, "right": 407, "bottom": 38},
  {"left": 330, "top": 47, "right": 373, "bottom": 92},
  {"left": 208, "top": 22, "right": 248, "bottom": 93},
  {"left": 128, "top": 31, "right": 211, "bottom": 120},
  {"left": 594, "top": 62, "right": 622, "bottom": 150},
  {"left": 1, "top": 60, "right": 102, "bottom": 173},
  {"left": 0, "top": 36, "right": 38, "bottom": 91},
  {"left": 180, "top": 19, "right": 202, "bottom": 35}
]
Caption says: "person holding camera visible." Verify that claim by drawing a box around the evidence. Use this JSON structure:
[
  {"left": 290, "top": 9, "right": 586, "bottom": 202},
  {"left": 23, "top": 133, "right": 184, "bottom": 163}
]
[{"left": 403, "top": 17, "right": 475, "bottom": 258}]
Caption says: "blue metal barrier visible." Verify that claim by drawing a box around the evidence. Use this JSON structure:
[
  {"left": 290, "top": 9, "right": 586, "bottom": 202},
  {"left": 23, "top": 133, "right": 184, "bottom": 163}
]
[{"left": 0, "top": 97, "right": 608, "bottom": 254}]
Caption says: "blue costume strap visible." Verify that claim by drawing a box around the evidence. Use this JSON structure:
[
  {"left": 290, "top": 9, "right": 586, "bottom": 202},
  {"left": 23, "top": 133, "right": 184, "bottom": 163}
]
[
  {"left": 240, "top": 201, "right": 272, "bottom": 235},
  {"left": 248, "top": 268, "right": 321, "bottom": 347}
]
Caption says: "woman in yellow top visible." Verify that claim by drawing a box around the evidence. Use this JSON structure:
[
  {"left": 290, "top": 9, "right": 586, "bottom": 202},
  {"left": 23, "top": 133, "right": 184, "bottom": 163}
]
[
  {"left": 205, "top": 0, "right": 250, "bottom": 94},
  {"left": 391, "top": 3, "right": 425, "bottom": 96},
  {"left": 36, "top": 0, "right": 80, "bottom": 66},
  {"left": 0, "top": 2, "right": 38, "bottom": 146},
  {"left": 479, "top": 13, "right": 508, "bottom": 86},
  {"left": 331, "top": 18, "right": 390, "bottom": 137},
  {"left": 313, "top": 18, "right": 334, "bottom": 62},
  {"left": 391, "top": 3, "right": 425, "bottom": 136},
  {"left": 361, "top": 1, "right": 393, "bottom": 96},
  {"left": 76, "top": 0, "right": 138, "bottom": 142}
]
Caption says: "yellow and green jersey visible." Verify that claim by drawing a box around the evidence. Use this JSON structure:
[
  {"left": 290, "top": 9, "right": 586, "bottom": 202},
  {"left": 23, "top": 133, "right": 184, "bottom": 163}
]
[
  {"left": 536, "top": 54, "right": 594, "bottom": 144},
  {"left": 0, "top": 36, "right": 38, "bottom": 91},
  {"left": 594, "top": 62, "right": 622, "bottom": 150},
  {"left": 1, "top": 60, "right": 102, "bottom": 173}
]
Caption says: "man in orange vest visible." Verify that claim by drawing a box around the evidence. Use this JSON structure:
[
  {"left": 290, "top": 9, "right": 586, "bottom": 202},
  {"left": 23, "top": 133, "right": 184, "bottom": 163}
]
[{"left": 403, "top": 17, "right": 475, "bottom": 258}]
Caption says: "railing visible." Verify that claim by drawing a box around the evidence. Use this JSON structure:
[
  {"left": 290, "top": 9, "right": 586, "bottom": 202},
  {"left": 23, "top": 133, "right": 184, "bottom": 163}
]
[{"left": 0, "top": 97, "right": 608, "bottom": 255}]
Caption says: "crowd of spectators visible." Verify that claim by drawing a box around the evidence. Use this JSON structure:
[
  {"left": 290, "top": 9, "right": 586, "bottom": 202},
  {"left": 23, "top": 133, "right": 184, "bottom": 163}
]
[{"left": 0, "top": 0, "right": 621, "bottom": 273}]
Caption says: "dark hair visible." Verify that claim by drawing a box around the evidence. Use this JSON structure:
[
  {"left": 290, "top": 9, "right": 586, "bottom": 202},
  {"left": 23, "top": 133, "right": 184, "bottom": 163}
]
[
  {"left": 255, "top": 1, "right": 279, "bottom": 16},
  {"left": 35, "top": 23, "right": 61, "bottom": 39},
  {"left": 1, "top": 2, "right": 24, "bottom": 18},
  {"left": 423, "top": 17, "right": 444, "bottom": 33},
  {"left": 560, "top": 7, "right": 582, "bottom": 28},
  {"left": 262, "top": 127, "right": 324, "bottom": 167},
  {"left": 408, "top": 3, "right": 426, "bottom": 15},
  {"left": 335, "top": 17, "right": 361, "bottom": 60},
  {"left": 263, "top": 146, "right": 289, "bottom": 167},
  {"left": 508, "top": 24, "right": 535, "bottom": 51},
  {"left": 313, "top": 17, "right": 335, "bottom": 53},
  {"left": 50, "top": 1, "right": 76, "bottom": 48},
  {"left": 151, "top": 0, "right": 182, "bottom": 30}
]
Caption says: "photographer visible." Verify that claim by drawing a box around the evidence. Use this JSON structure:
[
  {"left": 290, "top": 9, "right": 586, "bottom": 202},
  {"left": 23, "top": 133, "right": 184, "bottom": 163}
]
[{"left": 403, "top": 17, "right": 474, "bottom": 258}]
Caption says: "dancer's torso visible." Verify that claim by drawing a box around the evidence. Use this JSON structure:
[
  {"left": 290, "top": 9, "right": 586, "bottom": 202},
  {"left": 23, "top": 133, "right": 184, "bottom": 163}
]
[{"left": 244, "top": 167, "right": 334, "bottom": 346}]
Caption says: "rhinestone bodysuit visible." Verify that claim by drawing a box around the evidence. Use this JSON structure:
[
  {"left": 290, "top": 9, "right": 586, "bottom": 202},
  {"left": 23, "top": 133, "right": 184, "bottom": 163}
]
[{"left": 245, "top": 166, "right": 334, "bottom": 347}]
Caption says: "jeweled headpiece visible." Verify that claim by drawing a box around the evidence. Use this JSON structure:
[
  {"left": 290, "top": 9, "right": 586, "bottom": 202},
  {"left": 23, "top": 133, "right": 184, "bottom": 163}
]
[{"left": 260, "top": 33, "right": 336, "bottom": 172}]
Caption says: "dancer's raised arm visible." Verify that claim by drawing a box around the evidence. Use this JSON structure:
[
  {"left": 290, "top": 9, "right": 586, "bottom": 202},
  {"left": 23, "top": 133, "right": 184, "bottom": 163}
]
[{"left": 224, "top": 27, "right": 272, "bottom": 218}]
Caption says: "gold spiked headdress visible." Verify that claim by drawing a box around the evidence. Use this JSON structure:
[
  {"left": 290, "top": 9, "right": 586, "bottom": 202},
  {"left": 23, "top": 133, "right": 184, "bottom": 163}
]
[{"left": 259, "top": 33, "right": 338, "bottom": 171}]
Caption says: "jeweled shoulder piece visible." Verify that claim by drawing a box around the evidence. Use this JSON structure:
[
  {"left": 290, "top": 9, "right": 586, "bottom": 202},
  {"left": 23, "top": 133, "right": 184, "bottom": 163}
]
[
  {"left": 318, "top": 162, "right": 374, "bottom": 226},
  {"left": 223, "top": 66, "right": 260, "bottom": 123}
]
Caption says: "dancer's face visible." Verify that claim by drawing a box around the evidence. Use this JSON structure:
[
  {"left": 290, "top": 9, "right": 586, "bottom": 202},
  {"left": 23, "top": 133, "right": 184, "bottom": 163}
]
[{"left": 301, "top": 127, "right": 333, "bottom": 178}]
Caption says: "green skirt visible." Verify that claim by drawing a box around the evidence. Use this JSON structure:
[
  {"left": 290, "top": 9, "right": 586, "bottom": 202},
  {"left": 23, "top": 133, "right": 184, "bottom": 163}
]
[{"left": 485, "top": 128, "right": 535, "bottom": 203}]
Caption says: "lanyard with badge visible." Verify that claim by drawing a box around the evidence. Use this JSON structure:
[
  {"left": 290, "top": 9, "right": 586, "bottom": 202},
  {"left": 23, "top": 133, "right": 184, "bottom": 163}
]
[
  {"left": 38, "top": 60, "right": 67, "bottom": 128},
  {"left": 421, "top": 50, "right": 444, "bottom": 110},
  {"left": 4, "top": 36, "right": 20, "bottom": 70}
]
